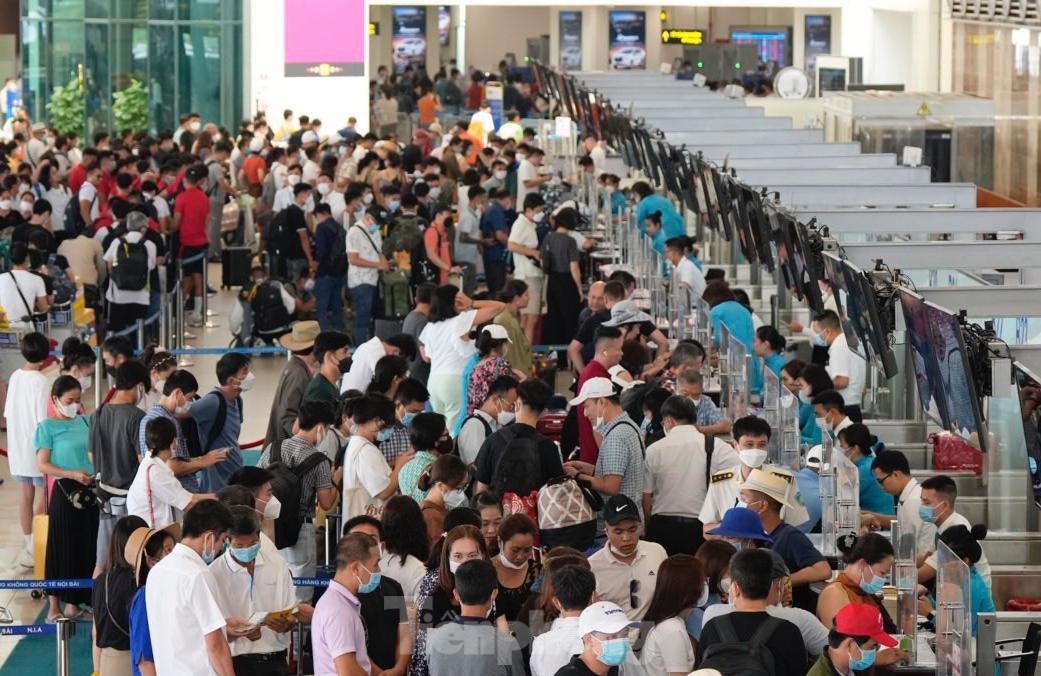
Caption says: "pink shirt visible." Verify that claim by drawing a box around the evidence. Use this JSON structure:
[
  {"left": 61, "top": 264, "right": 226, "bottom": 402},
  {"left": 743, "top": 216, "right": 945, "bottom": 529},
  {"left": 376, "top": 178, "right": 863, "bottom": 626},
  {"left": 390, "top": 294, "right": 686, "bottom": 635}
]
[{"left": 311, "top": 580, "right": 369, "bottom": 675}]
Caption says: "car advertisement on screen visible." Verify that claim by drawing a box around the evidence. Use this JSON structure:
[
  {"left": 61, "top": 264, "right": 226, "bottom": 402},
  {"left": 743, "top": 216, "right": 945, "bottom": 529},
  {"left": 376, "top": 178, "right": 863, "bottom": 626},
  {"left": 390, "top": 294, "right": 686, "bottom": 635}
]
[
  {"left": 392, "top": 6, "right": 427, "bottom": 73},
  {"left": 438, "top": 6, "right": 451, "bottom": 47},
  {"left": 609, "top": 11, "right": 646, "bottom": 70},
  {"left": 559, "top": 11, "right": 582, "bottom": 70}
]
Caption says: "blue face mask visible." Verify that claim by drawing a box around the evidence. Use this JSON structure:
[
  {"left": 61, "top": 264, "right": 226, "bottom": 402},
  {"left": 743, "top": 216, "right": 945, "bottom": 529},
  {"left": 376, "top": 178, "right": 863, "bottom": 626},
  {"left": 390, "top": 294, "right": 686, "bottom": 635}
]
[
  {"left": 859, "top": 568, "right": 886, "bottom": 596},
  {"left": 389, "top": 199, "right": 400, "bottom": 212},
  {"left": 918, "top": 504, "right": 939, "bottom": 524},
  {"left": 357, "top": 565, "right": 382, "bottom": 594},
  {"left": 377, "top": 426, "right": 395, "bottom": 443},
  {"left": 402, "top": 412, "right": 417, "bottom": 427},
  {"left": 813, "top": 332, "right": 828, "bottom": 347},
  {"left": 231, "top": 542, "right": 261, "bottom": 564},
  {"left": 849, "top": 645, "right": 877, "bottom": 670},
  {"left": 597, "top": 637, "right": 629, "bottom": 667}
]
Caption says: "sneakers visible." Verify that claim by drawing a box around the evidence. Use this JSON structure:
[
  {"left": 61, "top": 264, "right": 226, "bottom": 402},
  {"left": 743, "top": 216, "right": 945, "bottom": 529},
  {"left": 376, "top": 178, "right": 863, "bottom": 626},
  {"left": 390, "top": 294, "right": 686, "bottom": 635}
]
[
  {"left": 17, "top": 547, "right": 34, "bottom": 569},
  {"left": 207, "top": 285, "right": 217, "bottom": 297},
  {"left": 187, "top": 315, "right": 204, "bottom": 328}
]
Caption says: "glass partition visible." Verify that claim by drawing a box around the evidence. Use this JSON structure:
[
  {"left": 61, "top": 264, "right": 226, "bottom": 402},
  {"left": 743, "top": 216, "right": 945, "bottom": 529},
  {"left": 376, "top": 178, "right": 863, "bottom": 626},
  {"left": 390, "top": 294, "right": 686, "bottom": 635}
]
[
  {"left": 778, "top": 388, "right": 801, "bottom": 470},
  {"left": 727, "top": 333, "right": 749, "bottom": 422},
  {"left": 833, "top": 445, "right": 860, "bottom": 547},
  {"left": 763, "top": 366, "right": 780, "bottom": 460},
  {"left": 891, "top": 520, "right": 919, "bottom": 662},
  {"left": 983, "top": 368, "right": 1036, "bottom": 531},
  {"left": 935, "top": 540, "right": 972, "bottom": 676}
]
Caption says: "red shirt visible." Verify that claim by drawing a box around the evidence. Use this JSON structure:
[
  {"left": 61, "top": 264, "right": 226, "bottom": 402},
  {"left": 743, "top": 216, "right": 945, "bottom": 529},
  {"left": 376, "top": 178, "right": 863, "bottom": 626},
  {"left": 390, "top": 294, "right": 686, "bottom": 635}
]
[
  {"left": 577, "top": 359, "right": 611, "bottom": 464},
  {"left": 242, "top": 155, "right": 266, "bottom": 186},
  {"left": 99, "top": 171, "right": 116, "bottom": 200},
  {"left": 466, "top": 82, "right": 484, "bottom": 111},
  {"left": 68, "top": 164, "right": 88, "bottom": 194},
  {"left": 174, "top": 186, "right": 211, "bottom": 247}
]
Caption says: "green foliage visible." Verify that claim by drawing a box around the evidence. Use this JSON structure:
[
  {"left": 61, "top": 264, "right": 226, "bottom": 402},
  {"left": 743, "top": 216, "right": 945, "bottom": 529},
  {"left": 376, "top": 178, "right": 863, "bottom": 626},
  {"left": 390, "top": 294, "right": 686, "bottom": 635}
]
[
  {"left": 113, "top": 78, "right": 149, "bottom": 133},
  {"left": 47, "top": 78, "right": 85, "bottom": 136}
]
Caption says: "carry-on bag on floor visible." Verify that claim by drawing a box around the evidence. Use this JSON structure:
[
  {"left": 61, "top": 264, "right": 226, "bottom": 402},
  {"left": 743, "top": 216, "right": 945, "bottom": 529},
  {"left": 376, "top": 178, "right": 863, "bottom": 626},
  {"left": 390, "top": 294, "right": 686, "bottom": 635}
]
[{"left": 221, "top": 246, "right": 252, "bottom": 288}]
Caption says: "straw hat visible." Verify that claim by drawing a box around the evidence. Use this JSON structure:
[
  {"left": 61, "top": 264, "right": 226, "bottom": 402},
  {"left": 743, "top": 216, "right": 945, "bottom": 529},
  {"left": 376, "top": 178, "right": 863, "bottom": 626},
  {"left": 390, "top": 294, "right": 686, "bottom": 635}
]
[
  {"left": 739, "top": 468, "right": 798, "bottom": 510},
  {"left": 279, "top": 320, "right": 320, "bottom": 351},
  {"left": 125, "top": 523, "right": 182, "bottom": 586}
]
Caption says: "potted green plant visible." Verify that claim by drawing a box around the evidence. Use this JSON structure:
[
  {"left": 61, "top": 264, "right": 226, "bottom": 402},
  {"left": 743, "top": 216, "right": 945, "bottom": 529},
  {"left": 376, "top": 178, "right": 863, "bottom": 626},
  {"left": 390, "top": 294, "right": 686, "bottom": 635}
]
[
  {"left": 113, "top": 78, "right": 149, "bottom": 133},
  {"left": 47, "top": 78, "right": 85, "bottom": 136}
]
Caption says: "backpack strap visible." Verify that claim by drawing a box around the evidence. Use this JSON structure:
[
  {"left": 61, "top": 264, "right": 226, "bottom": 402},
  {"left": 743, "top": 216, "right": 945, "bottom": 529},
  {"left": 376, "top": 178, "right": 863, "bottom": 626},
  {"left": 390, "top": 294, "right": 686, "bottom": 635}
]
[
  {"left": 605, "top": 418, "right": 645, "bottom": 453},
  {"left": 704, "top": 434, "right": 715, "bottom": 485},
  {"left": 713, "top": 614, "right": 740, "bottom": 644},
  {"left": 292, "top": 451, "right": 330, "bottom": 479},
  {"left": 462, "top": 413, "right": 492, "bottom": 438},
  {"left": 748, "top": 616, "right": 785, "bottom": 649}
]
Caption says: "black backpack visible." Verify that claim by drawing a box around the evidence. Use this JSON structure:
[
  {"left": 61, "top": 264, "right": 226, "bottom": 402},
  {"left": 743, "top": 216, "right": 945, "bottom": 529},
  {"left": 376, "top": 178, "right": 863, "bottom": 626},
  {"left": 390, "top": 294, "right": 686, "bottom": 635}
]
[
  {"left": 266, "top": 440, "right": 331, "bottom": 549},
  {"left": 265, "top": 209, "right": 292, "bottom": 255},
  {"left": 182, "top": 391, "right": 243, "bottom": 458},
  {"left": 409, "top": 229, "right": 438, "bottom": 287},
  {"left": 490, "top": 425, "right": 544, "bottom": 498},
  {"left": 250, "top": 281, "right": 292, "bottom": 333},
  {"left": 324, "top": 225, "right": 348, "bottom": 276},
  {"left": 700, "top": 615, "right": 785, "bottom": 676},
  {"left": 64, "top": 193, "right": 95, "bottom": 237},
  {"left": 110, "top": 236, "right": 150, "bottom": 291}
]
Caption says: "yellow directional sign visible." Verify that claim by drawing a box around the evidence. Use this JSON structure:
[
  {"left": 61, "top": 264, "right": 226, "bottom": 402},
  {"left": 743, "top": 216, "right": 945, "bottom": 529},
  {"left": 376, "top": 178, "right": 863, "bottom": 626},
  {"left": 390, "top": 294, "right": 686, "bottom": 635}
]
[{"left": 661, "top": 29, "right": 705, "bottom": 46}]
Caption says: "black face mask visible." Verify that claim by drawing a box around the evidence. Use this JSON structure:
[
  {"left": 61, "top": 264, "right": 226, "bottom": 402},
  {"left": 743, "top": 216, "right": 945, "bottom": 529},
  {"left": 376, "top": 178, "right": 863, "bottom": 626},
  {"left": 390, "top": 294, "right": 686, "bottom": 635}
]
[
  {"left": 338, "top": 357, "right": 353, "bottom": 375},
  {"left": 444, "top": 217, "right": 454, "bottom": 229},
  {"left": 434, "top": 436, "right": 454, "bottom": 455},
  {"left": 104, "top": 363, "right": 116, "bottom": 378}
]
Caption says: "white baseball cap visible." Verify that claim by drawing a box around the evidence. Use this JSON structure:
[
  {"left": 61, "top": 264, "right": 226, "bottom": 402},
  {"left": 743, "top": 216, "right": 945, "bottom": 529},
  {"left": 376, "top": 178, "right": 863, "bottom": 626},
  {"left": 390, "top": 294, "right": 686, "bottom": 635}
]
[
  {"left": 301, "top": 130, "right": 319, "bottom": 145},
  {"left": 578, "top": 601, "right": 638, "bottom": 638},
  {"left": 805, "top": 444, "right": 826, "bottom": 470},
  {"left": 569, "top": 377, "right": 617, "bottom": 406},
  {"left": 481, "top": 324, "right": 511, "bottom": 343}
]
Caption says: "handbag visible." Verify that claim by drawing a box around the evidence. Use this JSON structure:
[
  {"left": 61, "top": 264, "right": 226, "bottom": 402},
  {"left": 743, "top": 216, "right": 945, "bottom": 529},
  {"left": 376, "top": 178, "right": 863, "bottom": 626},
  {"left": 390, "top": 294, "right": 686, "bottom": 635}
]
[{"left": 537, "top": 475, "right": 600, "bottom": 531}]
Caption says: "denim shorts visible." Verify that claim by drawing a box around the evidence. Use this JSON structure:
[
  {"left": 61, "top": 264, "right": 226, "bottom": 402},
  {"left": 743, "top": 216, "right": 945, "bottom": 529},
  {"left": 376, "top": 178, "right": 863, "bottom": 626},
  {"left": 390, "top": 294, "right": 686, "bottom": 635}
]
[{"left": 14, "top": 475, "right": 45, "bottom": 487}]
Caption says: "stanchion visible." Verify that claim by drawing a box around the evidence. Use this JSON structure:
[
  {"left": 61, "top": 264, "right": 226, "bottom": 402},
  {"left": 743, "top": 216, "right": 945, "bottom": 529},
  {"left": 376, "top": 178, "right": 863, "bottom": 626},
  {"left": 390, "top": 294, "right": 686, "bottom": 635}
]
[
  {"left": 201, "top": 258, "right": 219, "bottom": 328},
  {"left": 296, "top": 620, "right": 306, "bottom": 676},
  {"left": 176, "top": 258, "right": 193, "bottom": 367},
  {"left": 93, "top": 344, "right": 103, "bottom": 408},
  {"left": 55, "top": 616, "right": 74, "bottom": 676},
  {"left": 135, "top": 318, "right": 145, "bottom": 352}
]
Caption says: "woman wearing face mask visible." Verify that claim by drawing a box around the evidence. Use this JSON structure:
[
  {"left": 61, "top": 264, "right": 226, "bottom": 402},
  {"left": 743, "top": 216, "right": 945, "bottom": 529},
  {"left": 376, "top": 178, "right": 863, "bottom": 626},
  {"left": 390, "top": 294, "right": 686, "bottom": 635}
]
[
  {"left": 141, "top": 348, "right": 177, "bottom": 412},
  {"left": 462, "top": 325, "right": 524, "bottom": 426},
  {"left": 688, "top": 540, "right": 738, "bottom": 640},
  {"left": 57, "top": 335, "right": 97, "bottom": 406},
  {"left": 342, "top": 393, "right": 412, "bottom": 519},
  {"left": 472, "top": 491, "right": 505, "bottom": 554},
  {"left": 125, "top": 523, "right": 181, "bottom": 676},
  {"left": 816, "top": 533, "right": 900, "bottom": 640},
  {"left": 641, "top": 554, "right": 705, "bottom": 675},
  {"left": 92, "top": 514, "right": 148, "bottom": 676},
  {"left": 379, "top": 495, "right": 431, "bottom": 604},
  {"left": 398, "top": 411, "right": 452, "bottom": 501},
  {"left": 127, "top": 417, "right": 216, "bottom": 529},
  {"left": 837, "top": 424, "right": 898, "bottom": 518},
  {"left": 37, "top": 375, "right": 97, "bottom": 622},
  {"left": 784, "top": 361, "right": 831, "bottom": 445},
  {"left": 410, "top": 525, "right": 494, "bottom": 676},
  {"left": 492, "top": 513, "right": 541, "bottom": 624},
  {"left": 417, "top": 454, "right": 471, "bottom": 546}
]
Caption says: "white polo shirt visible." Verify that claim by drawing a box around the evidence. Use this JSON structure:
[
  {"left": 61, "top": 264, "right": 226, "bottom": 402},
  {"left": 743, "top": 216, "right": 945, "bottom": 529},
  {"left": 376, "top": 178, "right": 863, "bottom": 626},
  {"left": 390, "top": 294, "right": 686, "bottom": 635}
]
[
  {"left": 673, "top": 256, "right": 707, "bottom": 300},
  {"left": 209, "top": 545, "right": 297, "bottom": 656},
  {"left": 826, "top": 332, "right": 866, "bottom": 407},
  {"left": 895, "top": 478, "right": 937, "bottom": 557},
  {"left": 145, "top": 543, "right": 227, "bottom": 676},
  {"left": 127, "top": 455, "right": 193, "bottom": 528},
  {"left": 507, "top": 214, "right": 541, "bottom": 280},
  {"left": 530, "top": 616, "right": 582, "bottom": 676},
  {"left": 340, "top": 336, "right": 386, "bottom": 393},
  {"left": 699, "top": 463, "right": 810, "bottom": 528},
  {"left": 643, "top": 425, "right": 739, "bottom": 518},
  {"left": 924, "top": 511, "right": 992, "bottom": 588},
  {"left": 588, "top": 540, "right": 668, "bottom": 621}
]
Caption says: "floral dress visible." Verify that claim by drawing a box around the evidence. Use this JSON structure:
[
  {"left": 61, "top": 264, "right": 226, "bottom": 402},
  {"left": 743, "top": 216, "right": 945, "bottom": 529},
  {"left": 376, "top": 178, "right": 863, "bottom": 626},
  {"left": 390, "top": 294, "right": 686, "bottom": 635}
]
[{"left": 466, "top": 356, "right": 514, "bottom": 417}]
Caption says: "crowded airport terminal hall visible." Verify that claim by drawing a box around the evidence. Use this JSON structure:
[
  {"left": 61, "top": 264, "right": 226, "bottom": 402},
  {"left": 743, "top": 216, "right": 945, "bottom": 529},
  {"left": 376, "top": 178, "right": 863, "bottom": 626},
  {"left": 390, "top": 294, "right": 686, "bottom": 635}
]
[{"left": 1, "top": 0, "right": 1041, "bottom": 674}]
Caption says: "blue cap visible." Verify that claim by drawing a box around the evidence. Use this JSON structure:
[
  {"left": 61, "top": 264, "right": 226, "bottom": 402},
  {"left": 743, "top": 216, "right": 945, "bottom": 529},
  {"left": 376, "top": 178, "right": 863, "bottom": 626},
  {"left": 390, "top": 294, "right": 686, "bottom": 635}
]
[{"left": 706, "top": 507, "right": 774, "bottom": 543}]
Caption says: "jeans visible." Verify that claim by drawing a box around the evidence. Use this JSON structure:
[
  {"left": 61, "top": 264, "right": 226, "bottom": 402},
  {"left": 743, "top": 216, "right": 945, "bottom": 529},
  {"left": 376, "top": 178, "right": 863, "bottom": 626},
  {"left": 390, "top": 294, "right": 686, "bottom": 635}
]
[
  {"left": 349, "top": 283, "right": 378, "bottom": 344},
  {"left": 280, "top": 521, "right": 315, "bottom": 603},
  {"left": 483, "top": 259, "right": 507, "bottom": 296},
  {"left": 314, "top": 275, "right": 346, "bottom": 330}
]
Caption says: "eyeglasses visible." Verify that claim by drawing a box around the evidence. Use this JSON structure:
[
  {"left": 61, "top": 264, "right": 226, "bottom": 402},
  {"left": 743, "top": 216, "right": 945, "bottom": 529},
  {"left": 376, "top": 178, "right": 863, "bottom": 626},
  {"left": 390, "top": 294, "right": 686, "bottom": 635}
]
[
  {"left": 876, "top": 473, "right": 892, "bottom": 486},
  {"left": 629, "top": 579, "right": 640, "bottom": 609}
]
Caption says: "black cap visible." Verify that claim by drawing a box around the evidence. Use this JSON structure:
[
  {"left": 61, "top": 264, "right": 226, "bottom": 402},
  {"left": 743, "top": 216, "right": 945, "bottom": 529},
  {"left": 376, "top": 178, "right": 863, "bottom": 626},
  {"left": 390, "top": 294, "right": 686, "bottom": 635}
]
[{"left": 602, "top": 494, "right": 641, "bottom": 525}]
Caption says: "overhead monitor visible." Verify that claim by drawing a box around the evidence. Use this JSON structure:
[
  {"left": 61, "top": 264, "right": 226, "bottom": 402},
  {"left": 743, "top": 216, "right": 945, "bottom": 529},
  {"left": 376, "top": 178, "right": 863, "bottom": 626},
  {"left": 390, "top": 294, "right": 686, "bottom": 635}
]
[{"left": 730, "top": 26, "right": 792, "bottom": 67}]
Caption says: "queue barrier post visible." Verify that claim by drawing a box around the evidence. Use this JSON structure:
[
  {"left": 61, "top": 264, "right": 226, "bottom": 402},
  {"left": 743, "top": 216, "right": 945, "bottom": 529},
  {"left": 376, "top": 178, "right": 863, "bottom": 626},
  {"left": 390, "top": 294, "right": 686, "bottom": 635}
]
[
  {"left": 296, "top": 619, "right": 305, "bottom": 676},
  {"left": 176, "top": 256, "right": 193, "bottom": 367},
  {"left": 201, "top": 254, "right": 218, "bottom": 328},
  {"left": 55, "top": 616, "right": 74, "bottom": 676},
  {"left": 136, "top": 318, "right": 145, "bottom": 352},
  {"left": 93, "top": 344, "right": 103, "bottom": 409}
]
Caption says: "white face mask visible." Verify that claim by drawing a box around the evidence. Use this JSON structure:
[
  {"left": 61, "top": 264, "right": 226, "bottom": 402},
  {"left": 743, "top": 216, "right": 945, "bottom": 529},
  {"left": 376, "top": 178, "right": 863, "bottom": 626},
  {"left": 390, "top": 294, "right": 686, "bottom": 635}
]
[
  {"left": 494, "top": 170, "right": 507, "bottom": 180},
  {"left": 696, "top": 581, "right": 710, "bottom": 608},
  {"left": 262, "top": 495, "right": 282, "bottom": 520},
  {"left": 77, "top": 375, "right": 92, "bottom": 391},
  {"left": 498, "top": 550, "right": 528, "bottom": 571},
  {"left": 56, "top": 399, "right": 79, "bottom": 419},
  {"left": 190, "top": 121, "right": 201, "bottom": 132},
  {"left": 444, "top": 488, "right": 468, "bottom": 509},
  {"left": 316, "top": 183, "right": 331, "bottom": 195},
  {"left": 739, "top": 448, "right": 769, "bottom": 469},
  {"left": 19, "top": 200, "right": 32, "bottom": 214},
  {"left": 287, "top": 174, "right": 301, "bottom": 186},
  {"left": 154, "top": 379, "right": 166, "bottom": 396},
  {"left": 497, "top": 411, "right": 515, "bottom": 426},
  {"left": 449, "top": 559, "right": 463, "bottom": 574},
  {"left": 238, "top": 372, "right": 255, "bottom": 392},
  {"left": 0, "top": 200, "right": 11, "bottom": 210},
  {"left": 363, "top": 193, "right": 374, "bottom": 204},
  {"left": 428, "top": 187, "right": 441, "bottom": 199}
]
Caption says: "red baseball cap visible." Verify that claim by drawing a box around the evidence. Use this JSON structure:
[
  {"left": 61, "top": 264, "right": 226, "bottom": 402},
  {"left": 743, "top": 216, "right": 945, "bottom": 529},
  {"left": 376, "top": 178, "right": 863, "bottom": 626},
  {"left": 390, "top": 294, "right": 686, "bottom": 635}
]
[{"left": 834, "top": 604, "right": 898, "bottom": 648}]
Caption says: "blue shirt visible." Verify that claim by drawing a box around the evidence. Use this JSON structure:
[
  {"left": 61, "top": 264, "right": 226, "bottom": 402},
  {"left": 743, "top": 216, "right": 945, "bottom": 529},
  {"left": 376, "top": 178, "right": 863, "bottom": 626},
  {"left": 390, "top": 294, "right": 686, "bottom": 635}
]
[
  {"left": 710, "top": 300, "right": 755, "bottom": 351},
  {"left": 609, "top": 191, "right": 627, "bottom": 216},
  {"left": 768, "top": 522, "right": 826, "bottom": 576},
  {"left": 35, "top": 416, "right": 92, "bottom": 473},
  {"left": 765, "top": 353, "right": 786, "bottom": 378},
  {"left": 479, "top": 202, "right": 509, "bottom": 262},
  {"left": 799, "top": 400, "right": 823, "bottom": 446},
  {"left": 129, "top": 587, "right": 152, "bottom": 676},
  {"left": 856, "top": 455, "right": 896, "bottom": 515},
  {"left": 636, "top": 194, "right": 684, "bottom": 239},
  {"left": 139, "top": 404, "right": 199, "bottom": 492},
  {"left": 969, "top": 567, "right": 996, "bottom": 636},
  {"left": 650, "top": 228, "right": 666, "bottom": 256},
  {"left": 794, "top": 468, "right": 822, "bottom": 533},
  {"left": 190, "top": 388, "right": 244, "bottom": 493}
]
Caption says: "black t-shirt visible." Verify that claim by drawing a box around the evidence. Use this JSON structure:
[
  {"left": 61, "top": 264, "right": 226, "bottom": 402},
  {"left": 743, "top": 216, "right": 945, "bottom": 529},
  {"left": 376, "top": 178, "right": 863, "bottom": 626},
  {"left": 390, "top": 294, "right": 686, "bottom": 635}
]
[
  {"left": 13, "top": 223, "right": 56, "bottom": 253},
  {"left": 554, "top": 655, "right": 619, "bottom": 676},
  {"left": 698, "top": 611, "right": 809, "bottom": 676},
  {"left": 474, "top": 423, "right": 565, "bottom": 492},
  {"left": 359, "top": 575, "right": 407, "bottom": 670},
  {"left": 283, "top": 204, "right": 308, "bottom": 259},
  {"left": 92, "top": 568, "right": 136, "bottom": 650},
  {"left": 573, "top": 310, "right": 610, "bottom": 363},
  {"left": 90, "top": 403, "right": 147, "bottom": 489}
]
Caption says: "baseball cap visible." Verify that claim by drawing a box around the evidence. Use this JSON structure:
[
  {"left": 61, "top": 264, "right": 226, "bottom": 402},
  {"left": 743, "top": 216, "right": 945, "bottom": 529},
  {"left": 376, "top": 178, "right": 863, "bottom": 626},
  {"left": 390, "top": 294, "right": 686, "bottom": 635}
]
[
  {"left": 602, "top": 494, "right": 641, "bottom": 525},
  {"left": 805, "top": 444, "right": 825, "bottom": 470},
  {"left": 833, "top": 604, "right": 899, "bottom": 648},
  {"left": 739, "top": 469, "right": 798, "bottom": 510},
  {"left": 569, "top": 377, "right": 617, "bottom": 406},
  {"left": 481, "top": 324, "right": 511, "bottom": 343},
  {"left": 578, "top": 601, "right": 638, "bottom": 637},
  {"left": 705, "top": 507, "right": 774, "bottom": 543}
]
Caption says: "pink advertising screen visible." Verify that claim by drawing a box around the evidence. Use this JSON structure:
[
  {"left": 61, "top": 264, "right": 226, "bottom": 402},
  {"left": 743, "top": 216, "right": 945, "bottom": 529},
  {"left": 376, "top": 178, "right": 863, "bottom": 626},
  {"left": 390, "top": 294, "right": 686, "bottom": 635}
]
[{"left": 285, "top": 0, "right": 366, "bottom": 77}]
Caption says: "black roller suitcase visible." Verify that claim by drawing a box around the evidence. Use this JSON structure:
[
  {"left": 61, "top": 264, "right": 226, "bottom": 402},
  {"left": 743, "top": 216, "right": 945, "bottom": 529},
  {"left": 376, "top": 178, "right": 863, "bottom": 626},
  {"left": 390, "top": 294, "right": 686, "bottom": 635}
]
[{"left": 221, "top": 246, "right": 251, "bottom": 288}]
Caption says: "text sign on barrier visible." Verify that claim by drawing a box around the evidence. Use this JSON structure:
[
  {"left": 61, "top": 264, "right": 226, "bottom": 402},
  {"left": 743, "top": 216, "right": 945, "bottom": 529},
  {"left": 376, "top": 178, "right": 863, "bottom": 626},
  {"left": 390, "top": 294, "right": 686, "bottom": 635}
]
[
  {"left": 0, "top": 578, "right": 93, "bottom": 590},
  {"left": 0, "top": 624, "right": 56, "bottom": 636},
  {"left": 293, "top": 577, "right": 331, "bottom": 588}
]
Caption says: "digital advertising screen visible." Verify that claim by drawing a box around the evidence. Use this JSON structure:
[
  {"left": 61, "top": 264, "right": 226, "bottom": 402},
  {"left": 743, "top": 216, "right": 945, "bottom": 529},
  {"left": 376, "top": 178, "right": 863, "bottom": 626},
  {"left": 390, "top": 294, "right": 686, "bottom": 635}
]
[
  {"left": 899, "top": 289, "right": 949, "bottom": 428},
  {"left": 438, "top": 6, "right": 451, "bottom": 47},
  {"left": 924, "top": 302, "right": 987, "bottom": 450},
  {"left": 609, "top": 11, "right": 646, "bottom": 70},
  {"left": 804, "top": 15, "right": 832, "bottom": 73},
  {"left": 559, "top": 11, "right": 583, "bottom": 70},
  {"left": 392, "top": 6, "right": 427, "bottom": 73},
  {"left": 730, "top": 27, "right": 791, "bottom": 67},
  {"left": 284, "top": 0, "right": 366, "bottom": 77}
]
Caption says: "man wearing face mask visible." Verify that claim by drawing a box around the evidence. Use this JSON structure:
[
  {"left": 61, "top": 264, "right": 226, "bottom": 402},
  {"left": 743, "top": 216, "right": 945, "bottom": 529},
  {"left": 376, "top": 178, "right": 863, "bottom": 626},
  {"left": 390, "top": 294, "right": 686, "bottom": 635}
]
[
  {"left": 90, "top": 361, "right": 151, "bottom": 575},
  {"left": 554, "top": 601, "right": 641, "bottom": 676},
  {"left": 209, "top": 506, "right": 298, "bottom": 676},
  {"left": 458, "top": 376, "right": 519, "bottom": 468},
  {"left": 479, "top": 188, "right": 513, "bottom": 295},
  {"left": 342, "top": 393, "right": 412, "bottom": 517},
  {"left": 700, "top": 416, "right": 809, "bottom": 535},
  {"left": 507, "top": 193, "right": 546, "bottom": 344},
  {"left": 454, "top": 185, "right": 485, "bottom": 295},
  {"left": 916, "top": 474, "right": 991, "bottom": 587},
  {"left": 227, "top": 466, "right": 283, "bottom": 544},
  {"left": 191, "top": 353, "right": 252, "bottom": 493},
  {"left": 304, "top": 330, "right": 352, "bottom": 405},
  {"left": 138, "top": 369, "right": 227, "bottom": 492},
  {"left": 806, "top": 604, "right": 899, "bottom": 676},
  {"left": 642, "top": 395, "right": 740, "bottom": 556},
  {"left": 812, "top": 389, "right": 854, "bottom": 438},
  {"left": 260, "top": 400, "right": 337, "bottom": 600},
  {"left": 347, "top": 206, "right": 390, "bottom": 345},
  {"left": 145, "top": 498, "right": 237, "bottom": 676},
  {"left": 811, "top": 310, "right": 866, "bottom": 423}
]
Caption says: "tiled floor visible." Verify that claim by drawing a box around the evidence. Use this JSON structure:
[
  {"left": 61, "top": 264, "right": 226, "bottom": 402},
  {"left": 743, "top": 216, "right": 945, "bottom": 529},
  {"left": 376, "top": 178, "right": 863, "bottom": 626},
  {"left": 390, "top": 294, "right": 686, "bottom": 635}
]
[{"left": 0, "top": 263, "right": 288, "bottom": 668}]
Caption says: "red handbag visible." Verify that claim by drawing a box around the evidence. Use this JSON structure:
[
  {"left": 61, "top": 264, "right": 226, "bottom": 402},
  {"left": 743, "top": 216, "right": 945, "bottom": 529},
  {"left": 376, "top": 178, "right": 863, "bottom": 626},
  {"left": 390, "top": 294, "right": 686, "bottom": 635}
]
[{"left": 930, "top": 431, "right": 983, "bottom": 475}]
